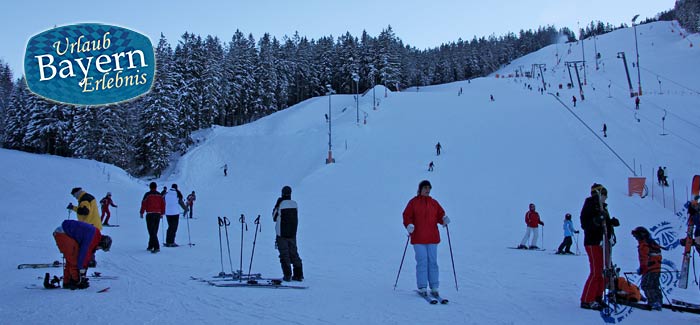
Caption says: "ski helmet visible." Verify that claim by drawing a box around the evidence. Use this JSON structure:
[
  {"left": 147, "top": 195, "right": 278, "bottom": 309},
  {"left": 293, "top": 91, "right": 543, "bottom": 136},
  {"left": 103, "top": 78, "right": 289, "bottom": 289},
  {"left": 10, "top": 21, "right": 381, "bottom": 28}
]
[{"left": 282, "top": 186, "right": 292, "bottom": 196}]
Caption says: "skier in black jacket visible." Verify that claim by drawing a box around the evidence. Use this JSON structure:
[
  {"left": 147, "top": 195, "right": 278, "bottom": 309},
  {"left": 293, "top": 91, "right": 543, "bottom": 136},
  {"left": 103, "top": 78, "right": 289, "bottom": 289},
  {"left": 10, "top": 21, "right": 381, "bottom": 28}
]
[
  {"left": 272, "top": 186, "right": 304, "bottom": 282},
  {"left": 579, "top": 183, "right": 619, "bottom": 310}
]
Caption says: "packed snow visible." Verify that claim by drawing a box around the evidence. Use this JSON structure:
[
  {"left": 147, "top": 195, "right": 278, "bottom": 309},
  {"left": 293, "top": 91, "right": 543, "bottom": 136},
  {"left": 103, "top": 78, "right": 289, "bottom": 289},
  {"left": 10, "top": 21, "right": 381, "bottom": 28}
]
[{"left": 2, "top": 20, "right": 700, "bottom": 324}]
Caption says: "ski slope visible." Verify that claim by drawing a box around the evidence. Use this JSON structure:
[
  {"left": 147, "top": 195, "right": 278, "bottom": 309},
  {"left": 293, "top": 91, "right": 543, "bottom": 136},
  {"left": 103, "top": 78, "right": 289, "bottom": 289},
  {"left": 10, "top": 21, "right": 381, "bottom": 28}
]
[{"left": 2, "top": 20, "right": 700, "bottom": 324}]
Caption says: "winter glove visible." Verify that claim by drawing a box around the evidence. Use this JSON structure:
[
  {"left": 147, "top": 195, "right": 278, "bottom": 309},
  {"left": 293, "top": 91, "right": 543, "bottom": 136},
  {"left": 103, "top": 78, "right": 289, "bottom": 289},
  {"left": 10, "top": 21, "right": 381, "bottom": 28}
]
[
  {"left": 574, "top": 230, "right": 580, "bottom": 234},
  {"left": 442, "top": 216, "right": 451, "bottom": 227},
  {"left": 539, "top": 221, "right": 545, "bottom": 226},
  {"left": 610, "top": 217, "right": 620, "bottom": 227},
  {"left": 67, "top": 203, "right": 74, "bottom": 210},
  {"left": 636, "top": 268, "right": 642, "bottom": 275},
  {"left": 140, "top": 213, "right": 143, "bottom": 219},
  {"left": 406, "top": 224, "right": 415, "bottom": 234}
]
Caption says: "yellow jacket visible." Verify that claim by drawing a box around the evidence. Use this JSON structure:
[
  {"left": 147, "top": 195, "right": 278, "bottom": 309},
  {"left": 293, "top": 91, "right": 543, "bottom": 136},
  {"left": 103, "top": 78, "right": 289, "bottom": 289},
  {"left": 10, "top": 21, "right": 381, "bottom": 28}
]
[{"left": 72, "top": 191, "right": 102, "bottom": 230}]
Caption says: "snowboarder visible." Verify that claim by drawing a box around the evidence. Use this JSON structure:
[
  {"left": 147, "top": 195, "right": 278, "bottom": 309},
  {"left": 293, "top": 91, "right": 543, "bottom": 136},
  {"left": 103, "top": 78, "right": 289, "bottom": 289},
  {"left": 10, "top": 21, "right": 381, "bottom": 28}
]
[
  {"left": 223, "top": 164, "right": 228, "bottom": 176},
  {"left": 186, "top": 191, "right": 196, "bottom": 219},
  {"left": 435, "top": 142, "right": 441, "bottom": 156},
  {"left": 556, "top": 213, "right": 579, "bottom": 254},
  {"left": 602, "top": 124, "right": 607, "bottom": 137},
  {"left": 572, "top": 95, "right": 577, "bottom": 107},
  {"left": 631, "top": 226, "right": 663, "bottom": 310},
  {"left": 52, "top": 219, "right": 112, "bottom": 289},
  {"left": 428, "top": 161, "right": 434, "bottom": 172},
  {"left": 656, "top": 167, "right": 664, "bottom": 186},
  {"left": 67, "top": 187, "right": 102, "bottom": 231},
  {"left": 518, "top": 203, "right": 544, "bottom": 249},
  {"left": 163, "top": 184, "right": 184, "bottom": 247},
  {"left": 579, "top": 183, "right": 620, "bottom": 310},
  {"left": 402, "top": 180, "right": 450, "bottom": 297},
  {"left": 99, "top": 192, "right": 118, "bottom": 226},
  {"left": 635, "top": 96, "right": 640, "bottom": 110},
  {"left": 272, "top": 186, "right": 304, "bottom": 281},
  {"left": 140, "top": 182, "right": 165, "bottom": 253}
]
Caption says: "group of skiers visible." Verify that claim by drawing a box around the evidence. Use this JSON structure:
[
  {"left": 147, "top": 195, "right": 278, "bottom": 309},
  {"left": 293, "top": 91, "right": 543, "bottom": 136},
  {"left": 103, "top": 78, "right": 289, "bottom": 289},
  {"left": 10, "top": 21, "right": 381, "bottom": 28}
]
[
  {"left": 657, "top": 166, "right": 669, "bottom": 186},
  {"left": 140, "top": 182, "right": 197, "bottom": 252}
]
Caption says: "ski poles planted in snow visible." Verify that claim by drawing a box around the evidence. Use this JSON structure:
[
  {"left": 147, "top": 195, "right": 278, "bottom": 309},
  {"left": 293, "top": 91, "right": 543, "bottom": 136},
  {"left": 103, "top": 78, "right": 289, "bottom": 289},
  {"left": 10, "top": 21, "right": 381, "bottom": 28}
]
[
  {"left": 393, "top": 234, "right": 410, "bottom": 290},
  {"left": 446, "top": 224, "right": 459, "bottom": 291},
  {"left": 246, "top": 215, "right": 261, "bottom": 283},
  {"left": 217, "top": 217, "right": 225, "bottom": 276},
  {"left": 223, "top": 217, "right": 235, "bottom": 279},
  {"left": 239, "top": 214, "right": 248, "bottom": 282}
]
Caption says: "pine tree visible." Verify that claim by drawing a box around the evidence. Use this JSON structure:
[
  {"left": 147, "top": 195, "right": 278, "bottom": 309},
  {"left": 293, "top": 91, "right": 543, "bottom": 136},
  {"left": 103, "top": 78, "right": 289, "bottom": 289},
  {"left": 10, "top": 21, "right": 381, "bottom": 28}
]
[
  {"left": 173, "top": 32, "right": 206, "bottom": 150},
  {"left": 256, "top": 33, "right": 279, "bottom": 115},
  {"left": 0, "top": 62, "right": 14, "bottom": 138},
  {"left": 23, "top": 94, "right": 71, "bottom": 155},
  {"left": 3, "top": 77, "right": 30, "bottom": 149},
  {"left": 202, "top": 35, "right": 224, "bottom": 128}
]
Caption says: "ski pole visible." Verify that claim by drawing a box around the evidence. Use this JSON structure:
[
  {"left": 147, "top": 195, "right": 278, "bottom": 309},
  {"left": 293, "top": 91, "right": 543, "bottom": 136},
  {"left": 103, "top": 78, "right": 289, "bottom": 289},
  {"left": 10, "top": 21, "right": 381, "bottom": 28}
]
[
  {"left": 223, "top": 217, "right": 235, "bottom": 279},
  {"left": 574, "top": 232, "right": 581, "bottom": 255},
  {"left": 393, "top": 234, "right": 410, "bottom": 290},
  {"left": 160, "top": 216, "right": 164, "bottom": 243},
  {"left": 541, "top": 225, "right": 544, "bottom": 250},
  {"left": 446, "top": 224, "right": 459, "bottom": 291},
  {"left": 67, "top": 209, "right": 72, "bottom": 220},
  {"left": 218, "top": 217, "right": 225, "bottom": 276},
  {"left": 239, "top": 214, "right": 247, "bottom": 282},
  {"left": 185, "top": 211, "right": 193, "bottom": 247},
  {"left": 246, "top": 215, "right": 261, "bottom": 283}
]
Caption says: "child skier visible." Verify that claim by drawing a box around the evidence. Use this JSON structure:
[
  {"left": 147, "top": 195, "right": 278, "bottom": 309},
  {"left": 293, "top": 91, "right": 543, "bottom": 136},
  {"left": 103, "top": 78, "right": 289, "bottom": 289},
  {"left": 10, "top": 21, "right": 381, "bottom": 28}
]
[
  {"left": 556, "top": 213, "right": 579, "bottom": 254},
  {"left": 631, "top": 226, "right": 662, "bottom": 310}
]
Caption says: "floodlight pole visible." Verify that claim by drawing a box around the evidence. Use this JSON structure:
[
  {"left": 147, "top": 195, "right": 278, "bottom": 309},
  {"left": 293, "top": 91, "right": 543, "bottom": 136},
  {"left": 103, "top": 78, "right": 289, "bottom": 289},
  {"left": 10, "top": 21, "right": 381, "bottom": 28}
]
[{"left": 632, "top": 14, "right": 642, "bottom": 96}]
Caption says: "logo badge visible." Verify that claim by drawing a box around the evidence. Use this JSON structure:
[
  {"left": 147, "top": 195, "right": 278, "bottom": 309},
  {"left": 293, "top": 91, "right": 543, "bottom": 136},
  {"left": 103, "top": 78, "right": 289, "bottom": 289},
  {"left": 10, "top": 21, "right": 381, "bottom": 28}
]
[{"left": 24, "top": 23, "right": 154, "bottom": 105}]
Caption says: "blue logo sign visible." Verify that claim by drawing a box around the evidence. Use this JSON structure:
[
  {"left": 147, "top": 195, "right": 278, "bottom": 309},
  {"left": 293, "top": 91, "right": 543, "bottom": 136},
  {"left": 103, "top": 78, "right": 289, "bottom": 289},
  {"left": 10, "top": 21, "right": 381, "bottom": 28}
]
[{"left": 24, "top": 23, "right": 154, "bottom": 105}]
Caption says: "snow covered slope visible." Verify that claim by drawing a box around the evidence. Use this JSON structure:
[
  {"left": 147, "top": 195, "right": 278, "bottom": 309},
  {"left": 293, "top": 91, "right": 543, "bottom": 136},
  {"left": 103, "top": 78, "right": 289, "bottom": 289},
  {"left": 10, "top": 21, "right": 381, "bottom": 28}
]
[{"left": 1, "top": 21, "right": 699, "bottom": 324}]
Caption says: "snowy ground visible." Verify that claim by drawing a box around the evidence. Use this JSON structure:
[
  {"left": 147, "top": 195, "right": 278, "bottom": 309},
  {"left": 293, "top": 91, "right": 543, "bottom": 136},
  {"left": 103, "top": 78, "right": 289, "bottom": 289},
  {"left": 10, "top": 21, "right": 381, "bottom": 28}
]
[{"left": 1, "top": 20, "right": 700, "bottom": 324}]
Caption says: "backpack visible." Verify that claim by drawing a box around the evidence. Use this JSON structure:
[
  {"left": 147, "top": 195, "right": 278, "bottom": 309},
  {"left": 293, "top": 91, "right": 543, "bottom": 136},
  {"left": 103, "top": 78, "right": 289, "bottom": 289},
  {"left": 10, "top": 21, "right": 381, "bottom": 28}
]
[{"left": 615, "top": 277, "right": 642, "bottom": 302}]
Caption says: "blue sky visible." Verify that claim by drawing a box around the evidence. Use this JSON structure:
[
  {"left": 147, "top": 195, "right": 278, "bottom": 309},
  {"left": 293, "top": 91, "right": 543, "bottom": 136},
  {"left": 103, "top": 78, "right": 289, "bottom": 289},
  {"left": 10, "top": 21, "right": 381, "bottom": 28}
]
[{"left": 1, "top": 0, "right": 674, "bottom": 76}]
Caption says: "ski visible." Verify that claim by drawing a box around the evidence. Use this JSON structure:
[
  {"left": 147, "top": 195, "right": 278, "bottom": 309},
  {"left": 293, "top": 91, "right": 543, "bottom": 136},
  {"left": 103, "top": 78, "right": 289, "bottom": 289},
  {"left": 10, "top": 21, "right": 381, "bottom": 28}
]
[
  {"left": 416, "top": 290, "right": 438, "bottom": 304},
  {"left": 431, "top": 293, "right": 449, "bottom": 304},
  {"left": 507, "top": 247, "right": 546, "bottom": 251},
  {"left": 671, "top": 299, "right": 700, "bottom": 309},
  {"left": 613, "top": 300, "right": 653, "bottom": 311},
  {"left": 211, "top": 271, "right": 262, "bottom": 279},
  {"left": 190, "top": 275, "right": 275, "bottom": 283},
  {"left": 677, "top": 219, "right": 695, "bottom": 289},
  {"left": 102, "top": 225, "right": 120, "bottom": 227},
  {"left": 24, "top": 284, "right": 110, "bottom": 292},
  {"left": 97, "top": 287, "right": 110, "bottom": 293},
  {"left": 17, "top": 261, "right": 62, "bottom": 269},
  {"left": 208, "top": 280, "right": 307, "bottom": 289}
]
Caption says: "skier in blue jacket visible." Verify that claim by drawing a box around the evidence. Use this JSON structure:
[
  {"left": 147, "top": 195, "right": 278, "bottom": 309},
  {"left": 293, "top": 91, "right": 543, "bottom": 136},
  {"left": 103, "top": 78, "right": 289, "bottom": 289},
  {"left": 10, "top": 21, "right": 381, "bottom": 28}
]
[{"left": 556, "top": 213, "right": 579, "bottom": 254}]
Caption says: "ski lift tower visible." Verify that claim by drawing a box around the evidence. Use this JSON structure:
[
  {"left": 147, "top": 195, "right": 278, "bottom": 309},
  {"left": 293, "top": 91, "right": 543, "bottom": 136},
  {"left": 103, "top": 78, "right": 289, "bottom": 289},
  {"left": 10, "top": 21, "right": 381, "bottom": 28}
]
[
  {"left": 616, "top": 52, "right": 635, "bottom": 97},
  {"left": 325, "top": 84, "right": 336, "bottom": 164},
  {"left": 532, "top": 64, "right": 547, "bottom": 91},
  {"left": 632, "top": 14, "right": 642, "bottom": 96},
  {"left": 565, "top": 61, "right": 586, "bottom": 100}
]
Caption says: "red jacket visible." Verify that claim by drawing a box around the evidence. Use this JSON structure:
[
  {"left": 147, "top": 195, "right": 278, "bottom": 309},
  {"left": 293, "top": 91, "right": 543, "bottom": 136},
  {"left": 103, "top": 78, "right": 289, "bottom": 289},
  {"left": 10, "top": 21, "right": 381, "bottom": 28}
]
[
  {"left": 403, "top": 195, "right": 446, "bottom": 244},
  {"left": 140, "top": 190, "right": 165, "bottom": 215},
  {"left": 638, "top": 239, "right": 662, "bottom": 274},
  {"left": 525, "top": 211, "right": 543, "bottom": 227}
]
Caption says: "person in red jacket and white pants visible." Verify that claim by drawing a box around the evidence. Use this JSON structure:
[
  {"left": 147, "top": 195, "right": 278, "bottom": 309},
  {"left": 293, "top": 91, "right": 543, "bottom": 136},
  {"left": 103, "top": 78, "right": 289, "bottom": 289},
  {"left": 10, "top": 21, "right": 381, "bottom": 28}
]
[
  {"left": 518, "top": 203, "right": 544, "bottom": 249},
  {"left": 403, "top": 180, "right": 450, "bottom": 297}
]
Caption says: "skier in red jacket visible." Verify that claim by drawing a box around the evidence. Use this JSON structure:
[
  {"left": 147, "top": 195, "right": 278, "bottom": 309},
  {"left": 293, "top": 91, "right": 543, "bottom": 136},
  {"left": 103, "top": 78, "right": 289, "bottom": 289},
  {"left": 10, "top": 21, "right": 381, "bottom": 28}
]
[
  {"left": 140, "top": 182, "right": 165, "bottom": 253},
  {"left": 402, "top": 180, "right": 450, "bottom": 297},
  {"left": 518, "top": 203, "right": 544, "bottom": 249},
  {"left": 99, "top": 192, "right": 118, "bottom": 226}
]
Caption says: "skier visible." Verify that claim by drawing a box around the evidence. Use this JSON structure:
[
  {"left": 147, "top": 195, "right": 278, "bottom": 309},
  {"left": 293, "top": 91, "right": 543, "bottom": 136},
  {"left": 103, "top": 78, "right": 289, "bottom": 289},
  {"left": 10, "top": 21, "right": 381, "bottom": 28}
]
[
  {"left": 572, "top": 95, "right": 577, "bottom": 107},
  {"left": 682, "top": 196, "right": 700, "bottom": 251},
  {"left": 223, "top": 164, "right": 228, "bottom": 176},
  {"left": 662, "top": 167, "right": 669, "bottom": 186},
  {"left": 140, "top": 182, "right": 165, "bottom": 253},
  {"left": 163, "top": 184, "right": 184, "bottom": 247},
  {"left": 52, "top": 219, "right": 112, "bottom": 289},
  {"left": 428, "top": 161, "right": 434, "bottom": 172},
  {"left": 556, "top": 213, "right": 579, "bottom": 254},
  {"left": 635, "top": 96, "right": 640, "bottom": 110},
  {"left": 99, "top": 192, "right": 118, "bottom": 226},
  {"left": 67, "top": 187, "right": 102, "bottom": 231},
  {"left": 656, "top": 167, "right": 664, "bottom": 186},
  {"left": 518, "top": 203, "right": 544, "bottom": 249},
  {"left": 272, "top": 186, "right": 304, "bottom": 281},
  {"left": 490, "top": 94, "right": 495, "bottom": 101},
  {"left": 579, "top": 183, "right": 620, "bottom": 310},
  {"left": 603, "top": 124, "right": 607, "bottom": 137},
  {"left": 186, "top": 191, "right": 196, "bottom": 219},
  {"left": 631, "top": 226, "right": 663, "bottom": 310},
  {"left": 435, "top": 142, "right": 441, "bottom": 156},
  {"left": 402, "top": 180, "right": 450, "bottom": 297}
]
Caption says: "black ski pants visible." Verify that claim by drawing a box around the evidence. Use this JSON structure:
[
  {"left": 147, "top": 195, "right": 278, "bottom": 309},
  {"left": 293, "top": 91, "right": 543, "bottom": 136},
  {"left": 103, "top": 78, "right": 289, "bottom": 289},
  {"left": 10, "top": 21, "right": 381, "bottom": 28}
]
[
  {"left": 641, "top": 272, "right": 662, "bottom": 305},
  {"left": 165, "top": 214, "right": 179, "bottom": 244},
  {"left": 557, "top": 236, "right": 573, "bottom": 253},
  {"left": 276, "top": 236, "right": 302, "bottom": 277},
  {"left": 146, "top": 213, "right": 161, "bottom": 250}
]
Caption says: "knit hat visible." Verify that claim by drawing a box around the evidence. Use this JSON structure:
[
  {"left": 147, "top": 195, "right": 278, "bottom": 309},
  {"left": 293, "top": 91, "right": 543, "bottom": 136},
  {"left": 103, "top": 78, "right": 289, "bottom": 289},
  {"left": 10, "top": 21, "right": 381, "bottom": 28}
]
[
  {"left": 417, "top": 180, "right": 432, "bottom": 195},
  {"left": 591, "top": 183, "right": 607, "bottom": 196},
  {"left": 71, "top": 187, "right": 82, "bottom": 195},
  {"left": 171, "top": 184, "right": 178, "bottom": 190},
  {"left": 281, "top": 186, "right": 292, "bottom": 196},
  {"left": 631, "top": 226, "right": 650, "bottom": 240},
  {"left": 149, "top": 182, "right": 157, "bottom": 190}
]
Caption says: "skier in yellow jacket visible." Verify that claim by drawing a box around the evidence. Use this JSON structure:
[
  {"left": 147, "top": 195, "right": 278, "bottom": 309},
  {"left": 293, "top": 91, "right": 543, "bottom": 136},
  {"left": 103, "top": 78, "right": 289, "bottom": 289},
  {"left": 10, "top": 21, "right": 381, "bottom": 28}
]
[{"left": 67, "top": 187, "right": 102, "bottom": 231}]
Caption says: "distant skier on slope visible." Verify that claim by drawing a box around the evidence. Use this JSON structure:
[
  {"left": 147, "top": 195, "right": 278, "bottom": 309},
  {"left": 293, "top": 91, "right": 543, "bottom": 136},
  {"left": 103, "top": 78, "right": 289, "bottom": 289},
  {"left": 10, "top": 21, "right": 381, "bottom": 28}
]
[
  {"left": 579, "top": 183, "right": 620, "bottom": 310},
  {"left": 428, "top": 161, "right": 434, "bottom": 172},
  {"left": 99, "top": 192, "right": 118, "bottom": 226},
  {"left": 517, "top": 203, "right": 544, "bottom": 249},
  {"left": 656, "top": 166, "right": 664, "bottom": 186},
  {"left": 435, "top": 142, "right": 442, "bottom": 156},
  {"left": 402, "top": 180, "right": 450, "bottom": 297},
  {"left": 635, "top": 96, "right": 640, "bottom": 110},
  {"left": 556, "top": 213, "right": 578, "bottom": 254},
  {"left": 572, "top": 95, "right": 577, "bottom": 107},
  {"left": 272, "top": 186, "right": 304, "bottom": 282},
  {"left": 186, "top": 191, "right": 196, "bottom": 219}
]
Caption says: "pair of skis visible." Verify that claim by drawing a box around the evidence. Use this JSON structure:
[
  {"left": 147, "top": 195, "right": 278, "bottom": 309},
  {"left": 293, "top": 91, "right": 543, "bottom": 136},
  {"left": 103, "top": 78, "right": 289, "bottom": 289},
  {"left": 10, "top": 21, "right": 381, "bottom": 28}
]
[
  {"left": 191, "top": 275, "right": 308, "bottom": 289},
  {"left": 17, "top": 261, "right": 62, "bottom": 269},
  {"left": 416, "top": 290, "right": 449, "bottom": 304}
]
